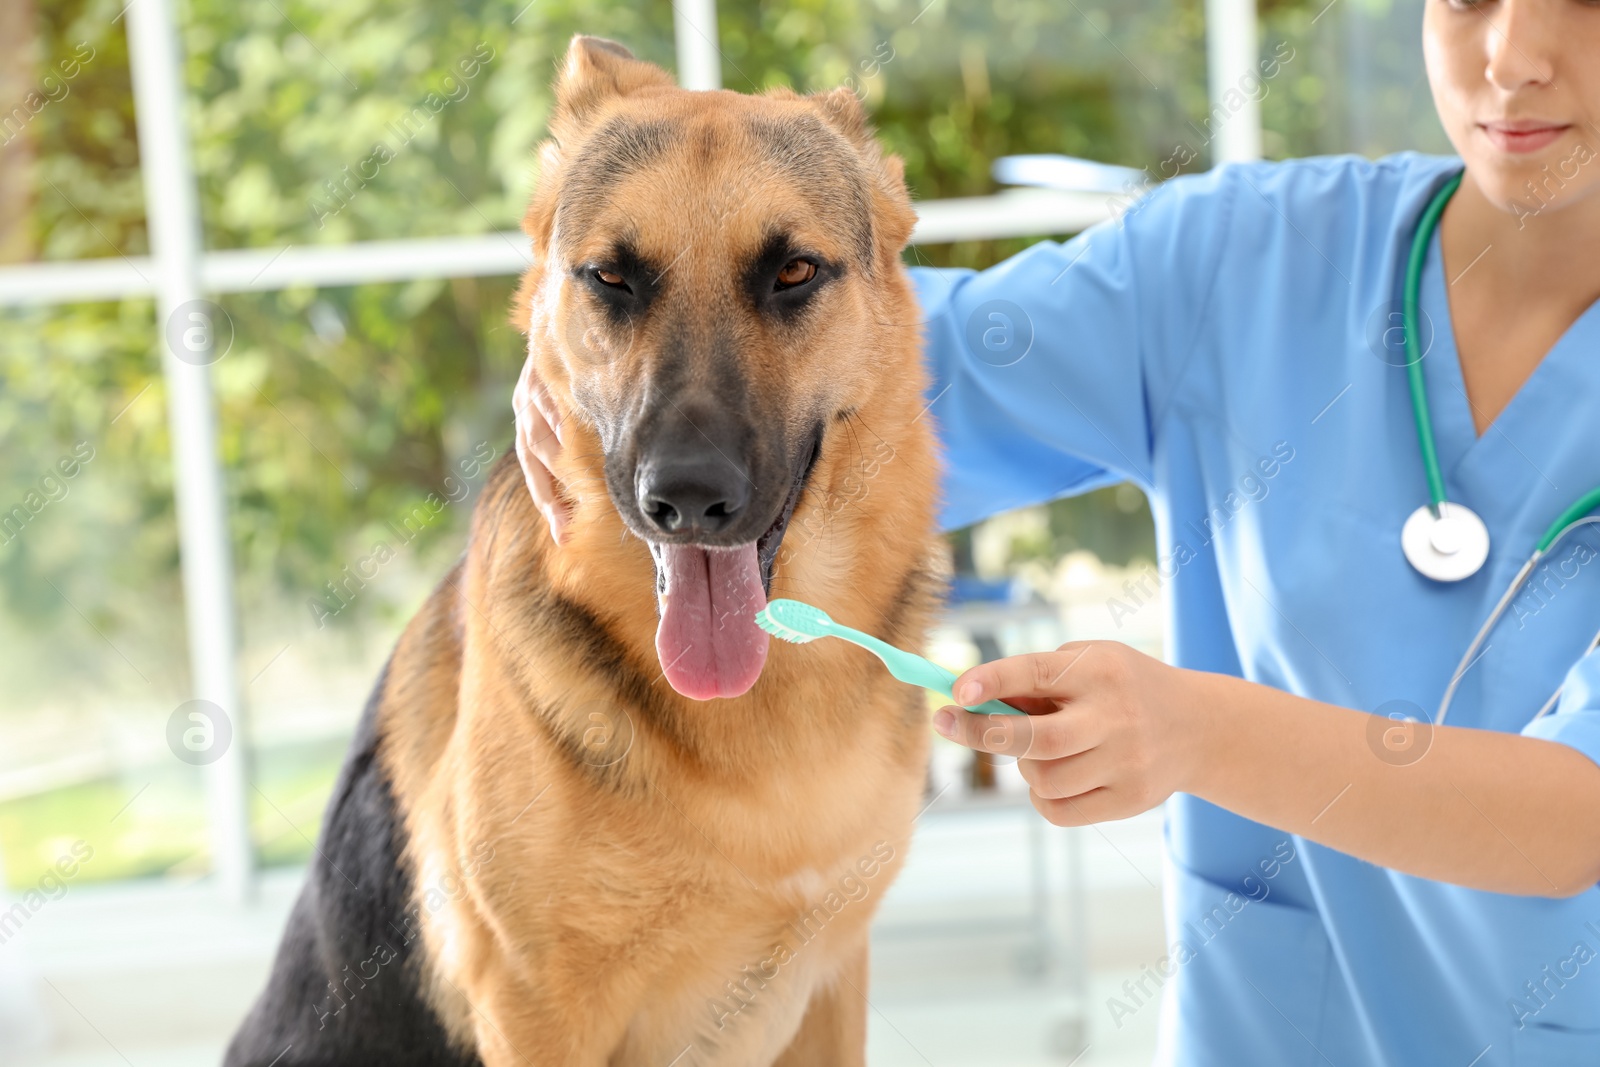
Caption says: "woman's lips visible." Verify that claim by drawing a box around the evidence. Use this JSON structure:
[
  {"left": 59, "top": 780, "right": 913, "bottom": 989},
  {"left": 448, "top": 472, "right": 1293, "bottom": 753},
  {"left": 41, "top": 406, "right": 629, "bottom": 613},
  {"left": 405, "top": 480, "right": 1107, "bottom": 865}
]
[{"left": 1479, "top": 121, "right": 1570, "bottom": 154}]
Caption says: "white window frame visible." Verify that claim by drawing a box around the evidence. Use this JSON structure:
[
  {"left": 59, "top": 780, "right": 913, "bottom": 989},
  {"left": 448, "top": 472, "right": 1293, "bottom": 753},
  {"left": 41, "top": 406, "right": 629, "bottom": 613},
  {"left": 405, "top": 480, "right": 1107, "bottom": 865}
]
[{"left": 0, "top": 0, "right": 1259, "bottom": 900}]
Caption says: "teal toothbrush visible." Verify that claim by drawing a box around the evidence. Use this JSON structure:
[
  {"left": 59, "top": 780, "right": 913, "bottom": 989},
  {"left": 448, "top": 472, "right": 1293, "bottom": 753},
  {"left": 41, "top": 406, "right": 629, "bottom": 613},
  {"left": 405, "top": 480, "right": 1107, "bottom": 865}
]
[{"left": 754, "top": 598, "right": 1024, "bottom": 716}]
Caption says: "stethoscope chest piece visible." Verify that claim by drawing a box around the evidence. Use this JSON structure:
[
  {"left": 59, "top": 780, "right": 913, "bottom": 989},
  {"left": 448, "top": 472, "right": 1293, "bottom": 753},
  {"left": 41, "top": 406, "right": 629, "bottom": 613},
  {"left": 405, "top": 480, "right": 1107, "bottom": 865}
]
[{"left": 1402, "top": 502, "right": 1489, "bottom": 582}]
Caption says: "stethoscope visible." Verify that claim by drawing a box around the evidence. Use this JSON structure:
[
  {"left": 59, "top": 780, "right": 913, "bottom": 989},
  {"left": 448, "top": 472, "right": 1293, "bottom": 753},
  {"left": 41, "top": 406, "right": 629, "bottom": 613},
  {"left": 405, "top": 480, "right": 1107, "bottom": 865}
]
[{"left": 1400, "top": 170, "right": 1600, "bottom": 724}]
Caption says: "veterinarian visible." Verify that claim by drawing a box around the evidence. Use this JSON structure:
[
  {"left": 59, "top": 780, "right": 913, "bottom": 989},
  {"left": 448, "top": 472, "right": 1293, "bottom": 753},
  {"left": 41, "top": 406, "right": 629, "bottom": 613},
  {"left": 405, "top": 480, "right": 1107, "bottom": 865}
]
[{"left": 514, "top": 2, "right": 1600, "bottom": 1063}]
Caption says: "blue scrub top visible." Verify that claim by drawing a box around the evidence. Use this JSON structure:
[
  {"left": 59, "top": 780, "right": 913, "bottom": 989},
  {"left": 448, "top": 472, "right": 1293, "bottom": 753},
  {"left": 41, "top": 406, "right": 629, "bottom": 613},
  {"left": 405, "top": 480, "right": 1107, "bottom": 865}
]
[{"left": 913, "top": 153, "right": 1600, "bottom": 1067}]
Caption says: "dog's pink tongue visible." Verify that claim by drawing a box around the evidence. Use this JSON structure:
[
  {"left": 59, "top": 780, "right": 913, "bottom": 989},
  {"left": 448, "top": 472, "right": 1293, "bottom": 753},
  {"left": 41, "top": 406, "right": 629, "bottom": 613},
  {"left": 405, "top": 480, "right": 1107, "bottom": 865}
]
[{"left": 655, "top": 543, "right": 769, "bottom": 701}]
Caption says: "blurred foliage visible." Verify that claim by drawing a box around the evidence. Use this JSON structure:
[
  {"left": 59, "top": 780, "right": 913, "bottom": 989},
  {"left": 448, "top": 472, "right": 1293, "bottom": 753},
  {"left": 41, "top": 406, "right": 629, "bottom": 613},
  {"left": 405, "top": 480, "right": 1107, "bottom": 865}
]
[
  {"left": 25, "top": 0, "right": 145, "bottom": 261},
  {"left": 722, "top": 0, "right": 1211, "bottom": 269},
  {"left": 1258, "top": 0, "right": 1448, "bottom": 161},
  {"left": 948, "top": 483, "right": 1158, "bottom": 581},
  {"left": 1031, "top": 483, "right": 1158, "bottom": 570}
]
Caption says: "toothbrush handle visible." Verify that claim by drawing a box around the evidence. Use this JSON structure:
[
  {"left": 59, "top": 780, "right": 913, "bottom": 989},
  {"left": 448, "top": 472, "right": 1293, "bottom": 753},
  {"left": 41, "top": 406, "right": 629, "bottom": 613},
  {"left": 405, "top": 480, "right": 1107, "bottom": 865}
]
[
  {"left": 827, "top": 623, "right": 902, "bottom": 664},
  {"left": 926, "top": 662, "right": 1025, "bottom": 718},
  {"left": 963, "top": 695, "right": 1028, "bottom": 717},
  {"left": 913, "top": 660, "right": 1024, "bottom": 718},
  {"left": 831, "top": 623, "right": 1024, "bottom": 716}
]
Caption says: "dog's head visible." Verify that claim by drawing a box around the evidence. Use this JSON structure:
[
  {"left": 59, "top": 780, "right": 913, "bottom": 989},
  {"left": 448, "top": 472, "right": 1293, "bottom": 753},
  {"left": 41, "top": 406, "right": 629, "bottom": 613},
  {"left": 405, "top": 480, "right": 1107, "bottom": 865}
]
[{"left": 515, "top": 36, "right": 921, "bottom": 702}]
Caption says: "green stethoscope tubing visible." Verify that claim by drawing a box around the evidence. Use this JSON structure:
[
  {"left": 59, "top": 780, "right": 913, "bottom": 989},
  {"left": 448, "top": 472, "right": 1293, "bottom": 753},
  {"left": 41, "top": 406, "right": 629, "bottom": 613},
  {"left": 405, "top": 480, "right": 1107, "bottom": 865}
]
[
  {"left": 1538, "top": 489, "right": 1600, "bottom": 554},
  {"left": 1405, "top": 170, "right": 1600, "bottom": 555},
  {"left": 1403, "top": 169, "right": 1459, "bottom": 516},
  {"left": 1409, "top": 171, "right": 1600, "bottom": 723}
]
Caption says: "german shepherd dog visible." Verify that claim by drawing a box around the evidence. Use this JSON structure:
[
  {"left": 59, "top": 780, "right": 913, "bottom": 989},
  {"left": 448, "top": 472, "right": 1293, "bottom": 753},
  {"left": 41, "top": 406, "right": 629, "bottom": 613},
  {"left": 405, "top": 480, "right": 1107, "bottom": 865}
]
[{"left": 227, "top": 35, "right": 942, "bottom": 1067}]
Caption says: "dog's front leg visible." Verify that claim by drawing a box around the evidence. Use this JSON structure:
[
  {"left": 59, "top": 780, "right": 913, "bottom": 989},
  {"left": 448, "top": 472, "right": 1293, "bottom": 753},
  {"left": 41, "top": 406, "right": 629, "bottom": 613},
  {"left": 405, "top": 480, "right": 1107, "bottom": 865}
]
[{"left": 770, "top": 941, "right": 869, "bottom": 1067}]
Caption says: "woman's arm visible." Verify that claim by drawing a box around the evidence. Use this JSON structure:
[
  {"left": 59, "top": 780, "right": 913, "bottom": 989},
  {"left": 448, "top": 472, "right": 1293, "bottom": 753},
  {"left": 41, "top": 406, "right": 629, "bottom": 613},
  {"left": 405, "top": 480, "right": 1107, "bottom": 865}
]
[{"left": 934, "top": 642, "right": 1600, "bottom": 897}]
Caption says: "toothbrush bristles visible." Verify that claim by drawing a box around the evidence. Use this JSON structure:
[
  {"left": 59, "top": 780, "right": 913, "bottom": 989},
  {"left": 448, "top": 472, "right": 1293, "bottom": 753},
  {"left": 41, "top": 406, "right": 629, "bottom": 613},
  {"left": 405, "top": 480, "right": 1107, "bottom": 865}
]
[{"left": 754, "top": 608, "right": 821, "bottom": 644}]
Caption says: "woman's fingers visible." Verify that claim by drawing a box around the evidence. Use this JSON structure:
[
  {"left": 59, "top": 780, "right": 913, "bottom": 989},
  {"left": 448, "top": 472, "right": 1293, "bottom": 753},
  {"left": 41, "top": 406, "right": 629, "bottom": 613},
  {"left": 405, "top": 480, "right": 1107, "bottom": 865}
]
[
  {"left": 512, "top": 354, "right": 571, "bottom": 545},
  {"left": 1017, "top": 744, "right": 1116, "bottom": 800},
  {"left": 530, "top": 375, "right": 563, "bottom": 445},
  {"left": 514, "top": 357, "right": 564, "bottom": 469},
  {"left": 933, "top": 706, "right": 1156, "bottom": 825},
  {"left": 515, "top": 428, "right": 571, "bottom": 544},
  {"left": 1030, "top": 787, "right": 1125, "bottom": 828},
  {"left": 951, "top": 644, "right": 1099, "bottom": 706},
  {"left": 932, "top": 703, "right": 1096, "bottom": 761}
]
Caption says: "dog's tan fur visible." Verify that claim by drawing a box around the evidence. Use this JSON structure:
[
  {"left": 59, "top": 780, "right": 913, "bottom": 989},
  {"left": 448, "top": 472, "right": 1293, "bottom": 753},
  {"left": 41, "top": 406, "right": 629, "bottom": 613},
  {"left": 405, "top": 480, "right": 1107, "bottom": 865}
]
[{"left": 375, "top": 38, "right": 942, "bottom": 1066}]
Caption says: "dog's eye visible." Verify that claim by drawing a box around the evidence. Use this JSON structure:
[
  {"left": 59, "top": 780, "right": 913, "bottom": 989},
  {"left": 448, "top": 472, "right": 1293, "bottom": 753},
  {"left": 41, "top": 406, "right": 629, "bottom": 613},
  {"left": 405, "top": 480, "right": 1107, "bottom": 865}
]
[
  {"left": 595, "top": 268, "right": 627, "bottom": 288},
  {"left": 775, "top": 259, "right": 817, "bottom": 289}
]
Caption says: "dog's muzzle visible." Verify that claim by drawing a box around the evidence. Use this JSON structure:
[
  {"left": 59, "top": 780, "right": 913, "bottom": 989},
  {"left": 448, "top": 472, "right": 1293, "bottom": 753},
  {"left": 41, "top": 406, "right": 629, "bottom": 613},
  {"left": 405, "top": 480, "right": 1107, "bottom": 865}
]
[{"left": 640, "top": 427, "right": 821, "bottom": 701}]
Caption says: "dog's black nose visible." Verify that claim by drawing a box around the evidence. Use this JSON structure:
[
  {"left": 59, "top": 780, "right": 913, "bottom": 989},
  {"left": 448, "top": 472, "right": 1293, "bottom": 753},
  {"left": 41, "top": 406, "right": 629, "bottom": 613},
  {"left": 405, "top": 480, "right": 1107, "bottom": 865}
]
[{"left": 638, "top": 458, "right": 750, "bottom": 535}]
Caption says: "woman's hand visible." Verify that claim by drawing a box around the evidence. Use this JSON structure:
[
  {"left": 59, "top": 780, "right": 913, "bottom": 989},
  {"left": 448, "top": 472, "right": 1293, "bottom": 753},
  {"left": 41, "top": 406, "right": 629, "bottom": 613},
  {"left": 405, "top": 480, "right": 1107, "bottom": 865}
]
[
  {"left": 513, "top": 350, "right": 572, "bottom": 544},
  {"left": 934, "top": 638, "right": 1600, "bottom": 895},
  {"left": 933, "top": 641, "right": 1208, "bottom": 826}
]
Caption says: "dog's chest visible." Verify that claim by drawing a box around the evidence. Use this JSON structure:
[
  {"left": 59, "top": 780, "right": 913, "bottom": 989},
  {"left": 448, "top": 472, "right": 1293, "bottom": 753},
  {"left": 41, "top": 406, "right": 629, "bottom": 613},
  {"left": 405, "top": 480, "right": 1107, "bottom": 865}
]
[
  {"left": 609, "top": 856, "right": 882, "bottom": 1066},
  {"left": 617, "top": 934, "right": 835, "bottom": 1067}
]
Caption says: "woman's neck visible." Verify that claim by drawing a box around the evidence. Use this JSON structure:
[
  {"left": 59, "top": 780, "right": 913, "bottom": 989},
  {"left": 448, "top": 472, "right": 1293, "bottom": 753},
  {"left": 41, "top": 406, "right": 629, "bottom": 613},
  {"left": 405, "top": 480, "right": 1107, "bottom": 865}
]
[
  {"left": 1443, "top": 170, "right": 1600, "bottom": 303},
  {"left": 1436, "top": 170, "right": 1600, "bottom": 433}
]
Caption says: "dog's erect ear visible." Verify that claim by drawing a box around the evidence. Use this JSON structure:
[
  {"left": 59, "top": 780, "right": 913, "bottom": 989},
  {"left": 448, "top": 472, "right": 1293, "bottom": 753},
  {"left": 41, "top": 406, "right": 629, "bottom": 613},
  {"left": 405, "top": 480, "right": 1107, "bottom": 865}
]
[
  {"left": 807, "top": 87, "right": 917, "bottom": 253},
  {"left": 522, "top": 39, "right": 668, "bottom": 280},
  {"left": 808, "top": 87, "right": 875, "bottom": 152},
  {"left": 552, "top": 36, "right": 675, "bottom": 136}
]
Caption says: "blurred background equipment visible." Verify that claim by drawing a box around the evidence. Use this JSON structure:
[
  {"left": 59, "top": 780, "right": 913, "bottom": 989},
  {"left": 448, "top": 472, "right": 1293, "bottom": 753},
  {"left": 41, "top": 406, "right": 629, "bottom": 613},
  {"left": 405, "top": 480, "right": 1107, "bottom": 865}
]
[{"left": 0, "top": 0, "right": 1448, "bottom": 1062}]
